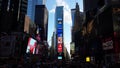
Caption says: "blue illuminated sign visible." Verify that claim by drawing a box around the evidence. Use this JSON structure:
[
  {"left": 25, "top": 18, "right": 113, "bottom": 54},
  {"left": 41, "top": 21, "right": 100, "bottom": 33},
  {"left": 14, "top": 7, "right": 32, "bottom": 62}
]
[
  {"left": 57, "top": 18, "right": 62, "bottom": 21},
  {"left": 57, "top": 24, "right": 62, "bottom": 29},
  {"left": 58, "top": 33, "right": 62, "bottom": 37},
  {"left": 57, "top": 29, "right": 62, "bottom": 33}
]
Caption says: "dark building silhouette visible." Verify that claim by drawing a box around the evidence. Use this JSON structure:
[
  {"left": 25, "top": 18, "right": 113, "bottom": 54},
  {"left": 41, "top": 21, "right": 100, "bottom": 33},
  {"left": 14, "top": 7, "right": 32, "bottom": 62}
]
[
  {"left": 71, "top": 3, "right": 83, "bottom": 43},
  {"left": 72, "top": 3, "right": 83, "bottom": 50},
  {"left": 83, "top": 0, "right": 107, "bottom": 12},
  {"left": 97, "top": 6, "right": 113, "bottom": 36},
  {"left": 112, "top": 0, "right": 120, "bottom": 63},
  {"left": 91, "top": 6, "right": 114, "bottom": 64},
  {"left": 83, "top": 0, "right": 99, "bottom": 12},
  {"left": 70, "top": 3, "right": 84, "bottom": 60},
  {"left": 72, "top": 3, "right": 82, "bottom": 42},
  {"left": 82, "top": 0, "right": 116, "bottom": 64},
  {"left": 0, "top": 0, "right": 28, "bottom": 32},
  {"left": 35, "top": 5, "right": 48, "bottom": 41}
]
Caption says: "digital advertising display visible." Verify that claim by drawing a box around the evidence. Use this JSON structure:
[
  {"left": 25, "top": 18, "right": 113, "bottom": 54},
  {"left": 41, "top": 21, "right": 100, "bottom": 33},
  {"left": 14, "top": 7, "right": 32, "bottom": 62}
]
[
  {"left": 57, "top": 19, "right": 63, "bottom": 53},
  {"left": 58, "top": 56, "right": 62, "bottom": 60},
  {"left": 102, "top": 37, "right": 113, "bottom": 50},
  {"left": 57, "top": 18, "right": 62, "bottom": 21},
  {"left": 57, "top": 29, "right": 63, "bottom": 34},
  {"left": 58, "top": 33, "right": 62, "bottom": 37},
  {"left": 57, "top": 24, "right": 62, "bottom": 29},
  {"left": 58, "top": 43, "right": 62, "bottom": 53},
  {"left": 58, "top": 37, "right": 62, "bottom": 43},
  {"left": 26, "top": 37, "right": 37, "bottom": 54},
  {"left": 57, "top": 17, "right": 63, "bottom": 60}
]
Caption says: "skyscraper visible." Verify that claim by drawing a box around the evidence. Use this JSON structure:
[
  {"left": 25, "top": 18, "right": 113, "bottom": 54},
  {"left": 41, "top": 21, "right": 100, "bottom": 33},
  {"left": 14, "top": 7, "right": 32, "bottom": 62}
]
[
  {"left": 0, "top": 0, "right": 28, "bottom": 32},
  {"left": 27, "top": 0, "right": 46, "bottom": 21},
  {"left": 71, "top": 3, "right": 81, "bottom": 42},
  {"left": 70, "top": 3, "right": 85, "bottom": 60},
  {"left": 35, "top": 5, "right": 48, "bottom": 41},
  {"left": 55, "top": 6, "right": 64, "bottom": 60}
]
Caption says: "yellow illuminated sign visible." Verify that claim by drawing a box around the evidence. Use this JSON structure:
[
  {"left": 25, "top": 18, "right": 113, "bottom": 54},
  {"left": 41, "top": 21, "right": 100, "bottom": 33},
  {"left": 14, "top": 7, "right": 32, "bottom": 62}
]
[{"left": 86, "top": 57, "right": 90, "bottom": 62}]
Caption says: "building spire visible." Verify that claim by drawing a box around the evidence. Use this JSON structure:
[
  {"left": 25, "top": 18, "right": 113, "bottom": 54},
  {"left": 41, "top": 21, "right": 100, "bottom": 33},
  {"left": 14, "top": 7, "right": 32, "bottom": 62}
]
[{"left": 76, "top": 2, "right": 79, "bottom": 11}]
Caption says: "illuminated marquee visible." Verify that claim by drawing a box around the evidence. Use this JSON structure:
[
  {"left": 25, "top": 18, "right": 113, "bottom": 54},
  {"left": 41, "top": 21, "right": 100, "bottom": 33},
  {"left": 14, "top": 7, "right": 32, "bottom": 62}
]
[
  {"left": 103, "top": 40, "right": 113, "bottom": 50},
  {"left": 102, "top": 37, "right": 113, "bottom": 50}
]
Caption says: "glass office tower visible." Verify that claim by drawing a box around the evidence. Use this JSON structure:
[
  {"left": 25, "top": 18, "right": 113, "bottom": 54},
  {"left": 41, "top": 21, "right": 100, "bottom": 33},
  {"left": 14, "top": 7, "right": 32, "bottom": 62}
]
[{"left": 27, "top": 0, "right": 46, "bottom": 21}]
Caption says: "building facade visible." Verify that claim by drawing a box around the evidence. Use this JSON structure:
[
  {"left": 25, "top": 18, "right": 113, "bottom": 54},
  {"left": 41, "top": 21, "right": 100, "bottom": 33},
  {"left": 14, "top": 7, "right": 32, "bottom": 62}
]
[
  {"left": 83, "top": 0, "right": 105, "bottom": 12},
  {"left": 0, "top": 0, "right": 28, "bottom": 32},
  {"left": 24, "top": 15, "right": 36, "bottom": 35},
  {"left": 35, "top": 5, "right": 48, "bottom": 41},
  {"left": 82, "top": 0, "right": 120, "bottom": 64},
  {"left": 111, "top": 0, "right": 120, "bottom": 63}
]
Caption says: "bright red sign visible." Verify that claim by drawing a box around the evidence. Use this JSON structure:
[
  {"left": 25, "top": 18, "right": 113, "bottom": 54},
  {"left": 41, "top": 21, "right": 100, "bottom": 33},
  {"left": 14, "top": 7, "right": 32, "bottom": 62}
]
[{"left": 58, "top": 43, "right": 62, "bottom": 53}]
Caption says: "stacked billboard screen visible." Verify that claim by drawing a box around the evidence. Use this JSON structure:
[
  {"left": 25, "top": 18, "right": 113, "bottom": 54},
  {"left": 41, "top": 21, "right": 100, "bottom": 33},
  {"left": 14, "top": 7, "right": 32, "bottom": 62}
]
[{"left": 57, "top": 18, "right": 63, "bottom": 53}]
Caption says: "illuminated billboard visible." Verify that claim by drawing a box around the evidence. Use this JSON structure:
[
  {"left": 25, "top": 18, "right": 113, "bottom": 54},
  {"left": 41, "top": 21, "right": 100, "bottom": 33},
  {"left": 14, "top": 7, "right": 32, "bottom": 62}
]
[
  {"left": 58, "top": 43, "right": 62, "bottom": 53},
  {"left": 57, "top": 24, "right": 62, "bottom": 29},
  {"left": 86, "top": 57, "right": 90, "bottom": 62},
  {"left": 57, "top": 29, "right": 63, "bottom": 34},
  {"left": 58, "top": 37, "right": 62, "bottom": 43},
  {"left": 58, "top": 56, "right": 62, "bottom": 60},
  {"left": 57, "top": 18, "right": 62, "bottom": 21},
  {"left": 58, "top": 33, "right": 62, "bottom": 37},
  {"left": 26, "top": 37, "right": 37, "bottom": 54},
  {"left": 57, "top": 22, "right": 63, "bottom": 53},
  {"left": 102, "top": 37, "right": 113, "bottom": 50}
]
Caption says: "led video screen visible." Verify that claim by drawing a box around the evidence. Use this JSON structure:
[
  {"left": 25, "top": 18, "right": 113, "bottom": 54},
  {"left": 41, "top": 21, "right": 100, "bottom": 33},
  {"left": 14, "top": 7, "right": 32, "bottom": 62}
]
[{"left": 26, "top": 37, "right": 37, "bottom": 54}]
